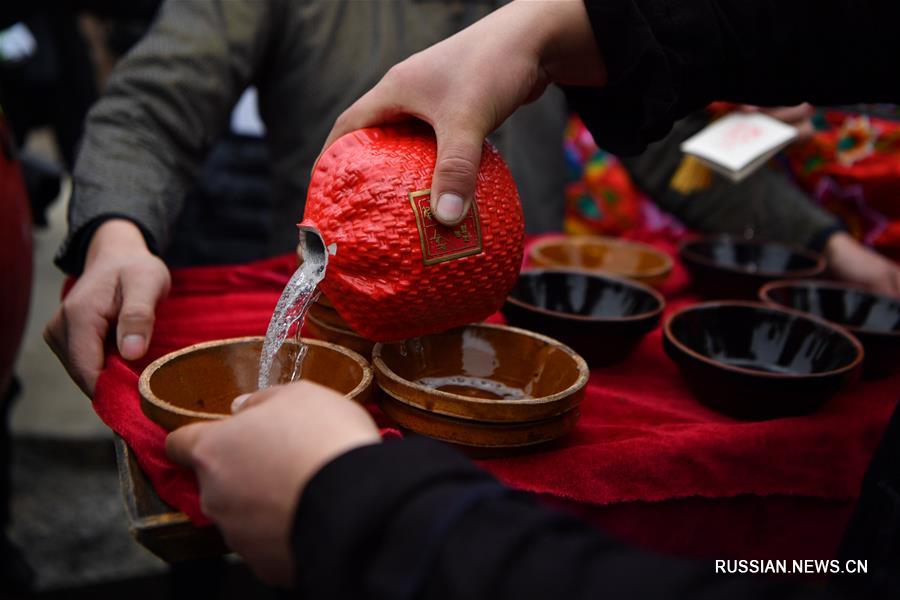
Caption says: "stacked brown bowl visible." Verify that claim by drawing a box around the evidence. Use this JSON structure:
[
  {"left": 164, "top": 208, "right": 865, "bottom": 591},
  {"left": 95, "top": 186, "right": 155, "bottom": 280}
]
[{"left": 372, "top": 323, "right": 589, "bottom": 448}]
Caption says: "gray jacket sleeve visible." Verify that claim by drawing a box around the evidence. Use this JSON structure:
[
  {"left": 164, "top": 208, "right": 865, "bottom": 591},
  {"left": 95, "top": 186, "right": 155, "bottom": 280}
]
[
  {"left": 617, "top": 112, "right": 841, "bottom": 250},
  {"left": 56, "top": 0, "right": 282, "bottom": 274}
]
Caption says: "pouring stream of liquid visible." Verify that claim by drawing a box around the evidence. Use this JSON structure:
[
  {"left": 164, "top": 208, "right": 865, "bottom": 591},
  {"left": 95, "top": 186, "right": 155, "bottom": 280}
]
[{"left": 257, "top": 242, "right": 328, "bottom": 389}]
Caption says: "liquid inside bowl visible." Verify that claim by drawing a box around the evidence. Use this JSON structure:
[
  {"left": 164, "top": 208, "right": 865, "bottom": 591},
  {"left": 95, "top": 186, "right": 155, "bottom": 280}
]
[{"left": 416, "top": 375, "right": 529, "bottom": 400}]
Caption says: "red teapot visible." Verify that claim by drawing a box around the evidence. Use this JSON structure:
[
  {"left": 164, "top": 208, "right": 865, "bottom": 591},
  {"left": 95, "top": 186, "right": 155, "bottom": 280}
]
[{"left": 299, "top": 123, "right": 524, "bottom": 341}]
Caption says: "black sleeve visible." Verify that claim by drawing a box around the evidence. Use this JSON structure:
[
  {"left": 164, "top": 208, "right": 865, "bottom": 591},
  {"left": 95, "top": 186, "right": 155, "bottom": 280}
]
[
  {"left": 292, "top": 437, "right": 839, "bottom": 600},
  {"left": 569, "top": 0, "right": 900, "bottom": 155},
  {"left": 837, "top": 401, "right": 900, "bottom": 598}
]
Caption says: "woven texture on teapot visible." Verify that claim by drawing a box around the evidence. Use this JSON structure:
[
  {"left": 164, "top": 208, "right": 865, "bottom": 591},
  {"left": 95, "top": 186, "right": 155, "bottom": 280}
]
[{"left": 303, "top": 123, "right": 525, "bottom": 341}]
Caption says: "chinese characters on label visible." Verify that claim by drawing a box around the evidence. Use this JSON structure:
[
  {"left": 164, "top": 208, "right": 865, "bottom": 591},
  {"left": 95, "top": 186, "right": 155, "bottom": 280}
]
[{"left": 409, "top": 189, "right": 483, "bottom": 265}]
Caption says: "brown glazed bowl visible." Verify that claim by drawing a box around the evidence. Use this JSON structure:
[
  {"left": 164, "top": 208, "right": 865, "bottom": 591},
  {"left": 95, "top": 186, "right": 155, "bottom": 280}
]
[
  {"left": 140, "top": 336, "right": 373, "bottom": 431},
  {"left": 663, "top": 302, "right": 863, "bottom": 419},
  {"left": 529, "top": 236, "right": 673, "bottom": 286},
  {"left": 761, "top": 280, "right": 900, "bottom": 378},
  {"left": 679, "top": 236, "right": 826, "bottom": 299},
  {"left": 502, "top": 269, "right": 664, "bottom": 367},
  {"left": 372, "top": 323, "right": 589, "bottom": 447}
]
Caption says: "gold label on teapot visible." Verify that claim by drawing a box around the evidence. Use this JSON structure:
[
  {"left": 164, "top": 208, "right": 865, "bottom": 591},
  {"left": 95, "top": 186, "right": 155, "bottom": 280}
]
[{"left": 409, "top": 189, "right": 483, "bottom": 265}]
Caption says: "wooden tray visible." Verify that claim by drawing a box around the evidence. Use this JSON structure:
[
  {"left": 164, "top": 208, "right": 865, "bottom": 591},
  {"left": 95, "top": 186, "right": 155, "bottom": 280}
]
[{"left": 113, "top": 435, "right": 228, "bottom": 563}]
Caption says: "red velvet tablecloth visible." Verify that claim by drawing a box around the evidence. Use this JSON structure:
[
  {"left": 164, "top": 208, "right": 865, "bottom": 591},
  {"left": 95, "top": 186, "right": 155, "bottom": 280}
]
[{"left": 90, "top": 230, "right": 900, "bottom": 559}]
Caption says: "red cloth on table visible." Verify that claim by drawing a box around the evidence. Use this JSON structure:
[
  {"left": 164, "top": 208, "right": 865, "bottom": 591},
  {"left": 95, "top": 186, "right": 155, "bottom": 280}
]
[
  {"left": 486, "top": 231, "right": 898, "bottom": 504},
  {"left": 90, "top": 234, "right": 899, "bottom": 553}
]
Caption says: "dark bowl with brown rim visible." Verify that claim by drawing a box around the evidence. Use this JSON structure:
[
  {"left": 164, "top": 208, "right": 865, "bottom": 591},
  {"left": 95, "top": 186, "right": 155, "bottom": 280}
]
[
  {"left": 502, "top": 268, "right": 664, "bottom": 367},
  {"left": 663, "top": 302, "right": 863, "bottom": 419},
  {"left": 679, "top": 236, "right": 826, "bottom": 299},
  {"left": 760, "top": 280, "right": 900, "bottom": 378},
  {"left": 372, "top": 323, "right": 589, "bottom": 447}
]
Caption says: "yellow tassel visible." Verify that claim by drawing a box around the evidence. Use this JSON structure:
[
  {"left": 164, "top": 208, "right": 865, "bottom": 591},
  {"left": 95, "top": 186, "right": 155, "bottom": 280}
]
[{"left": 669, "top": 155, "right": 713, "bottom": 194}]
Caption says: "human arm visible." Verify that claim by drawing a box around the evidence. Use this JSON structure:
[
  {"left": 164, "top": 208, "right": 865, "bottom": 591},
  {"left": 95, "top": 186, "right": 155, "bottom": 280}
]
[
  {"left": 617, "top": 108, "right": 900, "bottom": 298},
  {"left": 824, "top": 233, "right": 900, "bottom": 298},
  {"left": 57, "top": 0, "right": 282, "bottom": 273},
  {"left": 323, "top": 0, "right": 603, "bottom": 226},
  {"left": 167, "top": 384, "right": 840, "bottom": 599},
  {"left": 617, "top": 111, "right": 840, "bottom": 246},
  {"left": 292, "top": 440, "right": 838, "bottom": 600},
  {"left": 569, "top": 0, "right": 899, "bottom": 155},
  {"left": 327, "top": 0, "right": 900, "bottom": 226},
  {"left": 47, "top": 0, "right": 283, "bottom": 395}
]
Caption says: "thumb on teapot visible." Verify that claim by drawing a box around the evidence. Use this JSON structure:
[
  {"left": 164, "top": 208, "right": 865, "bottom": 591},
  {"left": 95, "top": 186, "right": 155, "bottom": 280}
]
[{"left": 430, "top": 124, "right": 484, "bottom": 226}]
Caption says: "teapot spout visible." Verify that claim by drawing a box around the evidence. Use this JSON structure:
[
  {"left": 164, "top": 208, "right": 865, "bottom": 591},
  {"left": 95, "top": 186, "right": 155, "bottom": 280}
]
[{"left": 297, "top": 224, "right": 328, "bottom": 265}]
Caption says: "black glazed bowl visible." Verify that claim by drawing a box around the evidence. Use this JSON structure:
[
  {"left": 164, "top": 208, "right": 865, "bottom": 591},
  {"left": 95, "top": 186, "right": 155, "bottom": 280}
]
[
  {"left": 502, "top": 268, "right": 664, "bottom": 367},
  {"left": 679, "top": 236, "right": 826, "bottom": 299},
  {"left": 663, "top": 301, "right": 863, "bottom": 419},
  {"left": 760, "top": 280, "right": 900, "bottom": 378}
]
